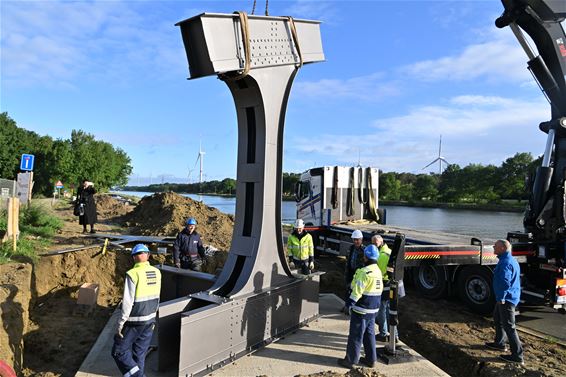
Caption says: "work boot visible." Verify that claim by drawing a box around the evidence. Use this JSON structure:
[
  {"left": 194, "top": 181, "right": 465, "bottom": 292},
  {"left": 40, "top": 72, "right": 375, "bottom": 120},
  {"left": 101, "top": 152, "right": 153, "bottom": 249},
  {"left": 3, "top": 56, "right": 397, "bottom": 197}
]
[
  {"left": 485, "top": 342, "right": 508, "bottom": 352},
  {"left": 358, "top": 357, "right": 376, "bottom": 368},
  {"left": 337, "top": 358, "right": 354, "bottom": 369},
  {"left": 499, "top": 354, "right": 524, "bottom": 365},
  {"left": 375, "top": 334, "right": 388, "bottom": 342}
]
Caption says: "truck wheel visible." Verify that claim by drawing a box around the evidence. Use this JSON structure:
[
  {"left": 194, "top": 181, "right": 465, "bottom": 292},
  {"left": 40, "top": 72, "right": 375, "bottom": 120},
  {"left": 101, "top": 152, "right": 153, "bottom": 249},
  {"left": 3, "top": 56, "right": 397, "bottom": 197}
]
[
  {"left": 413, "top": 264, "right": 448, "bottom": 299},
  {"left": 457, "top": 266, "right": 494, "bottom": 315}
]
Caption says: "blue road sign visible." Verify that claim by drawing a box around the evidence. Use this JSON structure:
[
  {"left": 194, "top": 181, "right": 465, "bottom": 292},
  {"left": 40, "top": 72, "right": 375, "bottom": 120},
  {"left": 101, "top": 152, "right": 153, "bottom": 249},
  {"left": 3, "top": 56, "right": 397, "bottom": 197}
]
[{"left": 20, "top": 154, "right": 35, "bottom": 171}]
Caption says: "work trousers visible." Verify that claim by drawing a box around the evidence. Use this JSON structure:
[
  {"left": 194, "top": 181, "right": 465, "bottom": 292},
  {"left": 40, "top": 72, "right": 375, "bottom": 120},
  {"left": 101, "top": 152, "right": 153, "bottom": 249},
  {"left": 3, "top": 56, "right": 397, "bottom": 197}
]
[
  {"left": 180, "top": 255, "right": 202, "bottom": 271},
  {"left": 376, "top": 294, "right": 397, "bottom": 338},
  {"left": 112, "top": 323, "right": 154, "bottom": 377},
  {"left": 493, "top": 302, "right": 523, "bottom": 360},
  {"left": 293, "top": 259, "right": 310, "bottom": 275},
  {"left": 345, "top": 311, "right": 377, "bottom": 364}
]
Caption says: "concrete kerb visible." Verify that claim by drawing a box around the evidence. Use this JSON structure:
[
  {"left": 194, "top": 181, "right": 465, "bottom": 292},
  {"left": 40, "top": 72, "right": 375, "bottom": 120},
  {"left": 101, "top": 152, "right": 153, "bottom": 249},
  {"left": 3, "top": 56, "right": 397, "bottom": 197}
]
[{"left": 77, "top": 294, "right": 448, "bottom": 377}]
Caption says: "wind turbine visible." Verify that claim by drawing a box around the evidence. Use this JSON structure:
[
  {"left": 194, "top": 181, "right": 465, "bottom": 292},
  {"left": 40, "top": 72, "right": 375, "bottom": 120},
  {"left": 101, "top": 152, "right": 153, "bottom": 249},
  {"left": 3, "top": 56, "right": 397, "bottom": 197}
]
[
  {"left": 422, "top": 135, "right": 449, "bottom": 174},
  {"left": 191, "top": 141, "right": 206, "bottom": 187}
]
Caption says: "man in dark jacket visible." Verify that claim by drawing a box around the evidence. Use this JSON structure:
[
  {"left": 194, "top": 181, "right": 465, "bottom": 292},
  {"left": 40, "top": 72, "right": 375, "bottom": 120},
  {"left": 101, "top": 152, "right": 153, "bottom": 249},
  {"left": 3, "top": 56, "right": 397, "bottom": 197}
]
[
  {"left": 485, "top": 239, "right": 524, "bottom": 364},
  {"left": 343, "top": 229, "right": 365, "bottom": 313},
  {"left": 173, "top": 217, "right": 206, "bottom": 271}
]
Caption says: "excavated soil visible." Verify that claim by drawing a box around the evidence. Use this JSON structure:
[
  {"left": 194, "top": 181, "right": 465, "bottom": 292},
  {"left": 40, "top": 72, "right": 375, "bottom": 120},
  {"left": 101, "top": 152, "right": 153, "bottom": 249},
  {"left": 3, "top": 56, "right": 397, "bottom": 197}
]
[
  {"left": 1, "top": 194, "right": 565, "bottom": 377},
  {"left": 121, "top": 192, "right": 234, "bottom": 250},
  {"left": 0, "top": 263, "right": 32, "bottom": 374},
  {"left": 397, "top": 294, "right": 566, "bottom": 377}
]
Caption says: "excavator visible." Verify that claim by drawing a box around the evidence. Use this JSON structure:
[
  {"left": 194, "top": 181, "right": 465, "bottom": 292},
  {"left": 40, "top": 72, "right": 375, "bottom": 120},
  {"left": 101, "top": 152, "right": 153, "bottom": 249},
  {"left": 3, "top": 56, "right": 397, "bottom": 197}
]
[{"left": 496, "top": 0, "right": 566, "bottom": 310}]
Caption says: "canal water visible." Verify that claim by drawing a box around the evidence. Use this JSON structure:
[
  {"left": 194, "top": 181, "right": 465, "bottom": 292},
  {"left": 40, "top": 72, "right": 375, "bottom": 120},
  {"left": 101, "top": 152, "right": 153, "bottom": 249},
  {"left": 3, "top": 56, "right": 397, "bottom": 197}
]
[{"left": 114, "top": 191, "right": 524, "bottom": 241}]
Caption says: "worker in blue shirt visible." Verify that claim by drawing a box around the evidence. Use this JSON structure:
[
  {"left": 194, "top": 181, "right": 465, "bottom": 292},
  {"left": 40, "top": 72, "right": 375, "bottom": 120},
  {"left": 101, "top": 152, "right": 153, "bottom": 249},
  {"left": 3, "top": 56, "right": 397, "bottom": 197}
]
[
  {"left": 338, "top": 245, "right": 383, "bottom": 369},
  {"left": 485, "top": 239, "right": 524, "bottom": 364}
]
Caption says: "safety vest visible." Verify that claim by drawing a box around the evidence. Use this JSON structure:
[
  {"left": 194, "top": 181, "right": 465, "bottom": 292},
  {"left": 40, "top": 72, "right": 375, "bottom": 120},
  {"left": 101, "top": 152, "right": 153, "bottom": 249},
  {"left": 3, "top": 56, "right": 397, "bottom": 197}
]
[
  {"left": 287, "top": 232, "right": 314, "bottom": 261},
  {"left": 125, "top": 262, "right": 161, "bottom": 325},
  {"left": 349, "top": 263, "right": 383, "bottom": 315},
  {"left": 377, "top": 244, "right": 392, "bottom": 283}
]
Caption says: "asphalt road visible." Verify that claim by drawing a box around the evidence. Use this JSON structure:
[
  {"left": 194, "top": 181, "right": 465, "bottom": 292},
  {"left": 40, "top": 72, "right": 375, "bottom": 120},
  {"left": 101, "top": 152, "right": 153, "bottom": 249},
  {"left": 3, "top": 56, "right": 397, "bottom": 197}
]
[{"left": 517, "top": 300, "right": 566, "bottom": 343}]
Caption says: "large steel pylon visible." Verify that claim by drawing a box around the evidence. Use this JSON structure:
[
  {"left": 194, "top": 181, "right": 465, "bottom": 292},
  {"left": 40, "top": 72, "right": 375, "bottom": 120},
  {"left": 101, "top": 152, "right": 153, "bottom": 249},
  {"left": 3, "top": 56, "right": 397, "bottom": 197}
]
[{"left": 157, "top": 12, "right": 325, "bottom": 376}]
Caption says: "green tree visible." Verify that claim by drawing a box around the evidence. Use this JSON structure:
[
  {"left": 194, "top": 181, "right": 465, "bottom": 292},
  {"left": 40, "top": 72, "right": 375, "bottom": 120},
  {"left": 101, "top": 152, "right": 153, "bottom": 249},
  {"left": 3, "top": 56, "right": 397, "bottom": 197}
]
[
  {"left": 379, "top": 172, "right": 401, "bottom": 200},
  {"left": 413, "top": 174, "right": 439, "bottom": 200},
  {"left": 498, "top": 152, "right": 533, "bottom": 200}
]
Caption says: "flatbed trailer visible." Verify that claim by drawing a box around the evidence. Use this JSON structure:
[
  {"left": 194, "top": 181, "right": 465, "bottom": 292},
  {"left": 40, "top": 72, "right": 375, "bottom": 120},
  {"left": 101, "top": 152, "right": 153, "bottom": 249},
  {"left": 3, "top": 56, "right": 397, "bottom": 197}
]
[{"left": 307, "top": 221, "right": 538, "bottom": 314}]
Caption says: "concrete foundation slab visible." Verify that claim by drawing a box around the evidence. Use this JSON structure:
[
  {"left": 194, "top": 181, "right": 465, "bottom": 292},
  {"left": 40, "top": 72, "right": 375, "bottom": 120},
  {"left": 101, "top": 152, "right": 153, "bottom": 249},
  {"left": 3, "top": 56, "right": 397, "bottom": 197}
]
[{"left": 76, "top": 294, "right": 448, "bottom": 377}]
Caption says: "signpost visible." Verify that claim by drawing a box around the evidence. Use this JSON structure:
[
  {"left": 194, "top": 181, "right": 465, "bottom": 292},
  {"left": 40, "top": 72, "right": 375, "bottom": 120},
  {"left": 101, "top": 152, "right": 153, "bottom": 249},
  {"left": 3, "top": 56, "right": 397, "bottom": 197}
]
[
  {"left": 17, "top": 154, "right": 35, "bottom": 204},
  {"left": 55, "top": 180, "right": 64, "bottom": 200},
  {"left": 20, "top": 154, "right": 35, "bottom": 171}
]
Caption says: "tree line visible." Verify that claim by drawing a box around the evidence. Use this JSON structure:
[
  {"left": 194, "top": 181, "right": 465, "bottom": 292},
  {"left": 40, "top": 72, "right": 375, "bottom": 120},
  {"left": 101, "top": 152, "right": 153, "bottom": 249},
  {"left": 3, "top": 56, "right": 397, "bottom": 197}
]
[
  {"left": 123, "top": 172, "right": 301, "bottom": 197},
  {"left": 124, "top": 154, "right": 539, "bottom": 205},
  {"left": 379, "top": 152, "right": 539, "bottom": 203},
  {"left": 0, "top": 113, "right": 132, "bottom": 196}
]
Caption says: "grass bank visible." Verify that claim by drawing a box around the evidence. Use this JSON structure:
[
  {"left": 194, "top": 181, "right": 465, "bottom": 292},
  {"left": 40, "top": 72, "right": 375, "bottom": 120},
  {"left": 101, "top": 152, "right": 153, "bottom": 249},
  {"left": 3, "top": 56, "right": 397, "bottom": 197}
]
[{"left": 0, "top": 202, "right": 63, "bottom": 264}]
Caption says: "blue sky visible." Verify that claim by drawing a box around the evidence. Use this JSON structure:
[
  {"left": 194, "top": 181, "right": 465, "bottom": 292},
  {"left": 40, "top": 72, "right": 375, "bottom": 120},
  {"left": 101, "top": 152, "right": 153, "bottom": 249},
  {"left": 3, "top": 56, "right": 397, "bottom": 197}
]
[{"left": 1, "top": 0, "right": 553, "bottom": 185}]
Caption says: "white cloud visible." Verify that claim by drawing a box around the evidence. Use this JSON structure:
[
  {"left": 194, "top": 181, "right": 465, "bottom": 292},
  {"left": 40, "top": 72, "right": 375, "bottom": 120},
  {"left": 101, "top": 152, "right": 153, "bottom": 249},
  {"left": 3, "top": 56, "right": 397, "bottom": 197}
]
[
  {"left": 1, "top": 1, "right": 185, "bottom": 88},
  {"left": 294, "top": 72, "right": 401, "bottom": 101},
  {"left": 288, "top": 95, "right": 549, "bottom": 172},
  {"left": 402, "top": 28, "right": 531, "bottom": 83}
]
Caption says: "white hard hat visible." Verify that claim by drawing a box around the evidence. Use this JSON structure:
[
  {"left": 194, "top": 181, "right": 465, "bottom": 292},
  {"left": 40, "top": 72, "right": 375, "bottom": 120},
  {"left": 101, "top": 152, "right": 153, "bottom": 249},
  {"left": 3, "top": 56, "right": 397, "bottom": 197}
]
[
  {"left": 351, "top": 230, "right": 363, "bottom": 239},
  {"left": 295, "top": 219, "right": 305, "bottom": 228}
]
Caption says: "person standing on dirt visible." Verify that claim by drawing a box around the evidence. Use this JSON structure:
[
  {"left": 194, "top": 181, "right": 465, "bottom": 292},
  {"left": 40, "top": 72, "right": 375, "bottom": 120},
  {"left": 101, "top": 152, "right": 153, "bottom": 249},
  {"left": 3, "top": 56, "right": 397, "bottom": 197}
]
[
  {"left": 76, "top": 179, "right": 97, "bottom": 233},
  {"left": 173, "top": 217, "right": 206, "bottom": 271},
  {"left": 343, "top": 230, "right": 365, "bottom": 312},
  {"left": 112, "top": 244, "right": 161, "bottom": 377},
  {"left": 485, "top": 239, "right": 524, "bottom": 364},
  {"left": 286, "top": 218, "right": 314, "bottom": 275},
  {"left": 338, "top": 244, "right": 383, "bottom": 369}
]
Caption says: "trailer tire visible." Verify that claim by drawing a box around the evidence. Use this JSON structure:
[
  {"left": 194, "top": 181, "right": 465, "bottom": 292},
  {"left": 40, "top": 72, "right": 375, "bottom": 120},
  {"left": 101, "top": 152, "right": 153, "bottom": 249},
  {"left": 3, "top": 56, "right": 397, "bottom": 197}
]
[
  {"left": 457, "top": 266, "right": 494, "bottom": 315},
  {"left": 413, "top": 264, "right": 448, "bottom": 299}
]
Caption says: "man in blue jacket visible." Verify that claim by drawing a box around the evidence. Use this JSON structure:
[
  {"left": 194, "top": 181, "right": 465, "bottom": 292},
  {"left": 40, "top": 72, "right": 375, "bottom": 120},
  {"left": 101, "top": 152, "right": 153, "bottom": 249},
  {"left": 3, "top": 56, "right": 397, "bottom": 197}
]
[{"left": 485, "top": 239, "right": 524, "bottom": 364}]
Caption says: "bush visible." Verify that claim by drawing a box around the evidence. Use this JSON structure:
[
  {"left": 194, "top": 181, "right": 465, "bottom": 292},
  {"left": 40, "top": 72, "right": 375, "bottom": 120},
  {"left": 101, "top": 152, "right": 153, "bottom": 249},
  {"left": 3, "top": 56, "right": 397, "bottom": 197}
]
[
  {"left": 20, "top": 204, "right": 63, "bottom": 238},
  {"left": 0, "top": 203, "right": 62, "bottom": 264}
]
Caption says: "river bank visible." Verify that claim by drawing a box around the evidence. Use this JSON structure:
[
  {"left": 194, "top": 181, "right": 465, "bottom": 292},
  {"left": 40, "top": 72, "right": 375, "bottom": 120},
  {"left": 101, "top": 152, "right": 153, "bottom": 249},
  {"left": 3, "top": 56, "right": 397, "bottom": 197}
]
[{"left": 381, "top": 200, "right": 525, "bottom": 213}]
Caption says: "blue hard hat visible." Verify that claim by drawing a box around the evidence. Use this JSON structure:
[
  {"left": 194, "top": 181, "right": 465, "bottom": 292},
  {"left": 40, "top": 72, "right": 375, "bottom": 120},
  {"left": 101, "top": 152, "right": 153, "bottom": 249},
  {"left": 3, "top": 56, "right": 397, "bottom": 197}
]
[
  {"left": 186, "top": 217, "right": 197, "bottom": 225},
  {"left": 364, "top": 245, "right": 379, "bottom": 260},
  {"left": 131, "top": 244, "right": 150, "bottom": 256}
]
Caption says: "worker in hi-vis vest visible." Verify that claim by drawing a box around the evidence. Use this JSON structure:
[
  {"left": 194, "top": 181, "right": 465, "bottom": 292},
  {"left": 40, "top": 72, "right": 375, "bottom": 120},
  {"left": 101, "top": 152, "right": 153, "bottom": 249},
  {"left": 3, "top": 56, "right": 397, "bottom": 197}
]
[
  {"left": 287, "top": 218, "right": 314, "bottom": 274},
  {"left": 338, "top": 244, "right": 383, "bottom": 369},
  {"left": 112, "top": 244, "right": 161, "bottom": 377},
  {"left": 372, "top": 234, "right": 405, "bottom": 342}
]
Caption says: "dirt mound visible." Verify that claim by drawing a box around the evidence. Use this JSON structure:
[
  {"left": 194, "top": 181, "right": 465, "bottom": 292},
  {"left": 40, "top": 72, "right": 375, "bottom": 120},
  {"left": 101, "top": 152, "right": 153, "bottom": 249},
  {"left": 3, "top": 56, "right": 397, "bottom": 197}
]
[
  {"left": 122, "top": 192, "right": 234, "bottom": 250},
  {"left": 94, "top": 194, "right": 134, "bottom": 219},
  {"left": 0, "top": 263, "right": 32, "bottom": 374},
  {"left": 22, "top": 247, "right": 164, "bottom": 376}
]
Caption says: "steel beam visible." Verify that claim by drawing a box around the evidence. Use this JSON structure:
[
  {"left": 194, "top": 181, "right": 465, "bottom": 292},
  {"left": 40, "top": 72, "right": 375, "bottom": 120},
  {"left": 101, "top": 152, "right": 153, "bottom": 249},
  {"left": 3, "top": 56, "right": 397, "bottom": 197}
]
[{"left": 154, "top": 12, "right": 325, "bottom": 376}]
